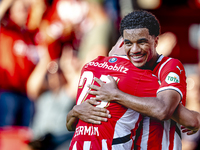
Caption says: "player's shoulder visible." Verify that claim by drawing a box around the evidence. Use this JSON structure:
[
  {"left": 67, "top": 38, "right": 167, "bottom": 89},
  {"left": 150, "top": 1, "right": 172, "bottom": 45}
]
[
  {"left": 156, "top": 55, "right": 186, "bottom": 80},
  {"left": 160, "top": 55, "right": 182, "bottom": 65},
  {"left": 157, "top": 55, "right": 184, "bottom": 70},
  {"left": 154, "top": 55, "right": 185, "bottom": 77}
]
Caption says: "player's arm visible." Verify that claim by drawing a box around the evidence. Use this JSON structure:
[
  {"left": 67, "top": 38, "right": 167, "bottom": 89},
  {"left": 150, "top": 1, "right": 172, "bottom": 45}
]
[
  {"left": 66, "top": 99, "right": 111, "bottom": 130},
  {"left": 88, "top": 77, "right": 200, "bottom": 133},
  {"left": 88, "top": 75, "right": 180, "bottom": 121},
  {"left": 171, "top": 103, "right": 200, "bottom": 134},
  {"left": 66, "top": 109, "right": 79, "bottom": 131}
]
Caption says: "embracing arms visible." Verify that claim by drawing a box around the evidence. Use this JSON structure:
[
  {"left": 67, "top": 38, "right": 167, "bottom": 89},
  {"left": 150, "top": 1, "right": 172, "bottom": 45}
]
[
  {"left": 172, "top": 103, "right": 200, "bottom": 134},
  {"left": 66, "top": 110, "right": 79, "bottom": 131},
  {"left": 88, "top": 76, "right": 180, "bottom": 120},
  {"left": 66, "top": 99, "right": 111, "bottom": 131},
  {"left": 87, "top": 76, "right": 200, "bottom": 132},
  {"left": 66, "top": 75, "right": 200, "bottom": 133}
]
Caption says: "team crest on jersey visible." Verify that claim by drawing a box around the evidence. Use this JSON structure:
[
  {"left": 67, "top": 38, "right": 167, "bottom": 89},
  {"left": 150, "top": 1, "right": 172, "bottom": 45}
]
[
  {"left": 109, "top": 57, "right": 117, "bottom": 63},
  {"left": 165, "top": 72, "right": 180, "bottom": 84}
]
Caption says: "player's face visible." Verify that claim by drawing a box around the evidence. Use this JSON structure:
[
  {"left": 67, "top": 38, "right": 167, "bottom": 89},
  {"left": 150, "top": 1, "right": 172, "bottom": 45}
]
[{"left": 123, "top": 28, "right": 158, "bottom": 69}]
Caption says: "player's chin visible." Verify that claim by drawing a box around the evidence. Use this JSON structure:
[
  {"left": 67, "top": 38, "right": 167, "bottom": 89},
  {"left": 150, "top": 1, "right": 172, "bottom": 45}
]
[{"left": 131, "top": 61, "right": 146, "bottom": 68}]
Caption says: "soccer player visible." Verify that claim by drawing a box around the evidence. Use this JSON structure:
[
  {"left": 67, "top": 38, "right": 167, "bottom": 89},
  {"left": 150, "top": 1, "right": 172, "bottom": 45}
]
[
  {"left": 67, "top": 37, "right": 161, "bottom": 150},
  {"left": 68, "top": 10, "right": 200, "bottom": 150}
]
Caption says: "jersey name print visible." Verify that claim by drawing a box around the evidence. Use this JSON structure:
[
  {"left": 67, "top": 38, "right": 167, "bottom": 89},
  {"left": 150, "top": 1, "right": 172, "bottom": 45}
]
[
  {"left": 74, "top": 126, "right": 99, "bottom": 137},
  {"left": 69, "top": 56, "right": 159, "bottom": 150}
]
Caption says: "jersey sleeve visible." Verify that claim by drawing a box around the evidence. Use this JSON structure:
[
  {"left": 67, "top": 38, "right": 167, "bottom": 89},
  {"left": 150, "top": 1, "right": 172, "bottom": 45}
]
[{"left": 157, "top": 58, "right": 187, "bottom": 105}]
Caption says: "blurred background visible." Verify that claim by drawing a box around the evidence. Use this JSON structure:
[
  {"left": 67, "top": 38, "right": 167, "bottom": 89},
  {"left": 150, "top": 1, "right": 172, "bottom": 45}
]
[{"left": 0, "top": 0, "right": 199, "bottom": 149}]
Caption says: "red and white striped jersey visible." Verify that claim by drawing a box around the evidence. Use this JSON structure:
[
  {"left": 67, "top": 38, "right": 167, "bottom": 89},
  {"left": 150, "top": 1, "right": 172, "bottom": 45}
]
[
  {"left": 69, "top": 56, "right": 159, "bottom": 150},
  {"left": 135, "top": 55, "right": 187, "bottom": 150}
]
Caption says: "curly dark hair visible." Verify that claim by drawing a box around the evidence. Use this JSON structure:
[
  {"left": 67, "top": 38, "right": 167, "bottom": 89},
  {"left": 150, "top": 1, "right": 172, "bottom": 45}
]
[{"left": 119, "top": 10, "right": 160, "bottom": 37}]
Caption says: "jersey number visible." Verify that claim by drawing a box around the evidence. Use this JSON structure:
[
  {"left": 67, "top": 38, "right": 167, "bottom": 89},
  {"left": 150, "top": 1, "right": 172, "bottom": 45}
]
[{"left": 77, "top": 71, "right": 118, "bottom": 108}]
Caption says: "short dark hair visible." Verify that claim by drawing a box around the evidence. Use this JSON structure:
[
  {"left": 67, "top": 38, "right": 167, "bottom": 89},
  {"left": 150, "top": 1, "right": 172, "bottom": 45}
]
[{"left": 119, "top": 10, "right": 160, "bottom": 37}]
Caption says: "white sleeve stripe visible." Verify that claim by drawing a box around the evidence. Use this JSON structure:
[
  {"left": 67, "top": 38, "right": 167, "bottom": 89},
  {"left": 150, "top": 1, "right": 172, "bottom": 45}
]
[
  {"left": 157, "top": 86, "right": 183, "bottom": 99},
  {"left": 162, "top": 120, "right": 170, "bottom": 150},
  {"left": 140, "top": 117, "right": 150, "bottom": 149},
  {"left": 158, "top": 58, "right": 172, "bottom": 79}
]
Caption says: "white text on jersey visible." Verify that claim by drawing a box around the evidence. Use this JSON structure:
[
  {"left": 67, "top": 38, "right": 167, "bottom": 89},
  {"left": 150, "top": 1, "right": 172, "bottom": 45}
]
[
  {"left": 85, "top": 61, "right": 129, "bottom": 74},
  {"left": 74, "top": 126, "right": 99, "bottom": 137}
]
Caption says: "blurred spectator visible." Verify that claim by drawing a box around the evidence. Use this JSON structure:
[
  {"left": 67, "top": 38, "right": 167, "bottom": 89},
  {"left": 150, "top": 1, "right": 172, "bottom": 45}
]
[
  {"left": 27, "top": 0, "right": 46, "bottom": 32},
  {"left": 182, "top": 68, "right": 200, "bottom": 150},
  {"left": 119, "top": 0, "right": 133, "bottom": 17},
  {"left": 0, "top": 0, "right": 13, "bottom": 19},
  {"left": 0, "top": 0, "right": 38, "bottom": 127},
  {"left": 28, "top": 0, "right": 114, "bottom": 70},
  {"left": 78, "top": 0, "right": 112, "bottom": 67},
  {"left": 181, "top": 24, "right": 200, "bottom": 149},
  {"left": 156, "top": 32, "right": 177, "bottom": 56},
  {"left": 27, "top": 48, "right": 77, "bottom": 150},
  {"left": 25, "top": 1, "right": 90, "bottom": 149},
  {"left": 31, "top": 0, "right": 88, "bottom": 62}
]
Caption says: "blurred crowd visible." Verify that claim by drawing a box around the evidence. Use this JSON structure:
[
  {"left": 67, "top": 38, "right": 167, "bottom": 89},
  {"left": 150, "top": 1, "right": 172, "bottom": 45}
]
[
  {"left": 0, "top": 0, "right": 199, "bottom": 150},
  {"left": 0, "top": 0, "right": 121, "bottom": 149}
]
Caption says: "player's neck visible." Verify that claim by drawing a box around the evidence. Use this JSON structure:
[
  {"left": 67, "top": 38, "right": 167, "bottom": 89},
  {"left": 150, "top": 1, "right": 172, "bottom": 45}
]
[{"left": 140, "top": 53, "right": 160, "bottom": 70}]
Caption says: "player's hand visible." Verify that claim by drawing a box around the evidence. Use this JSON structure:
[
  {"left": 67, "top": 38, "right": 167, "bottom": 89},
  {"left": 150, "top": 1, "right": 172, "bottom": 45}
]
[
  {"left": 87, "top": 75, "right": 119, "bottom": 102},
  {"left": 181, "top": 126, "right": 198, "bottom": 135},
  {"left": 73, "top": 99, "right": 111, "bottom": 124}
]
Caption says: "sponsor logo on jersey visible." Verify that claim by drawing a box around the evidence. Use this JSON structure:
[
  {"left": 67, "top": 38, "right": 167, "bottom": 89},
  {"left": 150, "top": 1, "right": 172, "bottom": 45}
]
[
  {"left": 85, "top": 61, "right": 129, "bottom": 74},
  {"left": 74, "top": 126, "right": 99, "bottom": 137},
  {"left": 165, "top": 72, "right": 180, "bottom": 84},
  {"left": 109, "top": 57, "right": 117, "bottom": 63}
]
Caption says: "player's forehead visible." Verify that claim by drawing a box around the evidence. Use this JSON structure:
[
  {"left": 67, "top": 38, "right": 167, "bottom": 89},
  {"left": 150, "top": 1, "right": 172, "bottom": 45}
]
[{"left": 123, "top": 28, "right": 151, "bottom": 42}]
